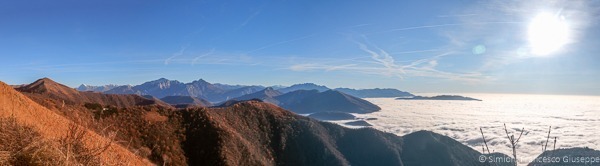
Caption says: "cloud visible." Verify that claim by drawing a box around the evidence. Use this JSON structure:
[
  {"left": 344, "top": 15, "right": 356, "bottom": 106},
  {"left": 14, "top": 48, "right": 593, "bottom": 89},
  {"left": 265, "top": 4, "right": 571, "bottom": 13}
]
[
  {"left": 353, "top": 36, "right": 406, "bottom": 78},
  {"left": 240, "top": 3, "right": 268, "bottom": 27},
  {"left": 288, "top": 35, "right": 488, "bottom": 83},
  {"left": 164, "top": 45, "right": 189, "bottom": 65},
  {"left": 379, "top": 21, "right": 521, "bottom": 34},
  {"left": 192, "top": 48, "right": 215, "bottom": 65},
  {"left": 437, "top": 14, "right": 479, "bottom": 18},
  {"left": 290, "top": 64, "right": 358, "bottom": 72},
  {"left": 390, "top": 49, "right": 440, "bottom": 55},
  {"left": 344, "top": 23, "right": 371, "bottom": 29},
  {"left": 348, "top": 96, "right": 600, "bottom": 165},
  {"left": 246, "top": 34, "right": 315, "bottom": 54}
]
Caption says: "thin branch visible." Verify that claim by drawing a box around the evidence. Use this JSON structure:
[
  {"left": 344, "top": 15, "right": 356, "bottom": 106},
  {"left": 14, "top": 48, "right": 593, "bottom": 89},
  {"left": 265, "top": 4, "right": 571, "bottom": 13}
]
[
  {"left": 544, "top": 126, "right": 551, "bottom": 152},
  {"left": 553, "top": 137, "right": 557, "bottom": 151},
  {"left": 504, "top": 124, "right": 512, "bottom": 142},
  {"left": 514, "top": 127, "right": 525, "bottom": 144},
  {"left": 479, "top": 127, "right": 491, "bottom": 154},
  {"left": 504, "top": 123, "right": 523, "bottom": 166}
]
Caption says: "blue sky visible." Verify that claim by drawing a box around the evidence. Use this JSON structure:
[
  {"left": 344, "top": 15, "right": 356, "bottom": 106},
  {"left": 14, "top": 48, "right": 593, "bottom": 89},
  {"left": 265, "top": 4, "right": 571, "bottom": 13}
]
[{"left": 1, "top": 0, "right": 599, "bottom": 95}]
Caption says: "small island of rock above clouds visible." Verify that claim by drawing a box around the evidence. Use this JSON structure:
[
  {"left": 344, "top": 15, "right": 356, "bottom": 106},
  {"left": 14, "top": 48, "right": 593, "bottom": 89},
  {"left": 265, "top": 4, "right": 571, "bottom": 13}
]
[{"left": 396, "top": 95, "right": 482, "bottom": 101}]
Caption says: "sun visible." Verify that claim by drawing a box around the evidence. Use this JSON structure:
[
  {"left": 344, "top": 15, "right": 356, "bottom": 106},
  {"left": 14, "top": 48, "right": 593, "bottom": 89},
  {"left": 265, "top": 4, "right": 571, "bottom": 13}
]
[{"left": 527, "top": 12, "right": 570, "bottom": 56}]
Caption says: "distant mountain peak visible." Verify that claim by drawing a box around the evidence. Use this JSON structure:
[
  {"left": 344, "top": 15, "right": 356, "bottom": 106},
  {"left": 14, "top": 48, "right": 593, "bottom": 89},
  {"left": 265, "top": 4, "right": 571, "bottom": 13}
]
[
  {"left": 77, "top": 84, "right": 89, "bottom": 90},
  {"left": 76, "top": 83, "right": 121, "bottom": 92},
  {"left": 292, "top": 83, "right": 326, "bottom": 87},
  {"left": 151, "top": 78, "right": 171, "bottom": 83},
  {"left": 191, "top": 78, "right": 210, "bottom": 85},
  {"left": 40, "top": 77, "right": 53, "bottom": 81},
  {"left": 19, "top": 77, "right": 74, "bottom": 94},
  {"left": 138, "top": 78, "right": 185, "bottom": 91},
  {"left": 260, "top": 87, "right": 282, "bottom": 96},
  {"left": 227, "top": 87, "right": 283, "bottom": 105},
  {"left": 279, "top": 83, "right": 330, "bottom": 93}
]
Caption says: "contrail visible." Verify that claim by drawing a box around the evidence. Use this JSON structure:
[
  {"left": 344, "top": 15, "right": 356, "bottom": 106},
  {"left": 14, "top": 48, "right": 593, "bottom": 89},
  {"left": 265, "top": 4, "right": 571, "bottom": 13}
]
[
  {"left": 192, "top": 49, "right": 215, "bottom": 65},
  {"left": 437, "top": 14, "right": 479, "bottom": 18},
  {"left": 382, "top": 21, "right": 522, "bottom": 33},
  {"left": 165, "top": 45, "right": 189, "bottom": 65},
  {"left": 391, "top": 49, "right": 440, "bottom": 55},
  {"left": 246, "top": 34, "right": 315, "bottom": 54}
]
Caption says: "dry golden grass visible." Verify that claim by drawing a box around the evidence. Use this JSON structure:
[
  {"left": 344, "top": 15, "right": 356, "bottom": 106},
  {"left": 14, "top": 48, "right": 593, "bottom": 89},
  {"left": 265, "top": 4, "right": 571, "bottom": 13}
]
[
  {"left": 143, "top": 111, "right": 168, "bottom": 123},
  {"left": 0, "top": 81, "right": 152, "bottom": 165},
  {"left": 0, "top": 116, "right": 98, "bottom": 165}
]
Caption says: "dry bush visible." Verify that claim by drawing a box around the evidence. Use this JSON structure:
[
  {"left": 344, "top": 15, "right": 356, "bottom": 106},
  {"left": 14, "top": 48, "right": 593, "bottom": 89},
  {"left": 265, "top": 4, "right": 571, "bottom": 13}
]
[
  {"left": 59, "top": 123, "right": 110, "bottom": 165},
  {"left": 480, "top": 124, "right": 561, "bottom": 166},
  {"left": 0, "top": 117, "right": 115, "bottom": 165},
  {"left": 0, "top": 117, "right": 40, "bottom": 153}
]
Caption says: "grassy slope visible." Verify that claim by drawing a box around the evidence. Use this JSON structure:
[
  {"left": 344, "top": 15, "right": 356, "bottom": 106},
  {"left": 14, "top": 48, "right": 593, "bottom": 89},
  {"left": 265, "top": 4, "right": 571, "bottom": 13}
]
[{"left": 0, "top": 81, "right": 151, "bottom": 165}]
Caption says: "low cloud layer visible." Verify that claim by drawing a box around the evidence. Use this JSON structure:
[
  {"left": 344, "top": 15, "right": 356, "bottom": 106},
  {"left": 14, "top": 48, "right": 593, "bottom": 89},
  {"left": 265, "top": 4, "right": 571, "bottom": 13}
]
[{"left": 336, "top": 94, "right": 600, "bottom": 165}]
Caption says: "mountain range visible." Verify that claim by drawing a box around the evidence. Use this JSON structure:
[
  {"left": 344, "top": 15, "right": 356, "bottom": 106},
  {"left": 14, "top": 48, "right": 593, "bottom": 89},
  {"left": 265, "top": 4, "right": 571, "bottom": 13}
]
[
  {"left": 277, "top": 83, "right": 330, "bottom": 93},
  {"left": 1, "top": 77, "right": 590, "bottom": 165},
  {"left": 79, "top": 78, "right": 412, "bottom": 103},
  {"left": 229, "top": 88, "right": 381, "bottom": 114},
  {"left": 0, "top": 78, "right": 491, "bottom": 165},
  {"left": 77, "top": 84, "right": 121, "bottom": 92},
  {"left": 17, "top": 78, "right": 171, "bottom": 109}
]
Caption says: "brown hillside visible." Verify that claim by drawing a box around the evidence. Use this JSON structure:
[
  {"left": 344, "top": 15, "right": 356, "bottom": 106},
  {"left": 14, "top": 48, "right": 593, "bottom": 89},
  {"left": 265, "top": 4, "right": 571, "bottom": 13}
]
[
  {"left": 0, "top": 81, "right": 151, "bottom": 165},
  {"left": 15, "top": 78, "right": 185, "bottom": 165},
  {"left": 182, "top": 101, "right": 404, "bottom": 166},
  {"left": 161, "top": 95, "right": 213, "bottom": 108},
  {"left": 6, "top": 78, "right": 492, "bottom": 165},
  {"left": 17, "top": 78, "right": 172, "bottom": 109}
]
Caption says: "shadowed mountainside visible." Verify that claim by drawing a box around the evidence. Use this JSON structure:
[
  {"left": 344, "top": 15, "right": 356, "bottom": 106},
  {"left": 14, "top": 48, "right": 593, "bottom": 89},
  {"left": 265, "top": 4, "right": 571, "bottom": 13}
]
[
  {"left": 277, "top": 83, "right": 330, "bottom": 93},
  {"left": 161, "top": 96, "right": 213, "bottom": 108},
  {"left": 182, "top": 100, "right": 404, "bottom": 166},
  {"left": 182, "top": 100, "right": 507, "bottom": 166},
  {"left": 277, "top": 90, "right": 381, "bottom": 114},
  {"left": 229, "top": 87, "right": 283, "bottom": 105},
  {"left": 401, "top": 130, "right": 513, "bottom": 166},
  {"left": 528, "top": 148, "right": 600, "bottom": 166},
  {"left": 220, "top": 85, "right": 266, "bottom": 101},
  {"left": 225, "top": 89, "right": 381, "bottom": 114}
]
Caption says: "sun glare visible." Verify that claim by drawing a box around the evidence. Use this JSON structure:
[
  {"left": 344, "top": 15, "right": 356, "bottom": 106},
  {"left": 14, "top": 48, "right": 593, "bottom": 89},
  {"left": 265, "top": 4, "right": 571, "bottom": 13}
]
[{"left": 527, "top": 12, "right": 570, "bottom": 56}]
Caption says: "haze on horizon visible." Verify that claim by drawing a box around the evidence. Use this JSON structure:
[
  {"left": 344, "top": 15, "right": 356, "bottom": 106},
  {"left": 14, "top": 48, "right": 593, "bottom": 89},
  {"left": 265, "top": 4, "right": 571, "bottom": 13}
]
[{"left": 1, "top": 0, "right": 599, "bottom": 95}]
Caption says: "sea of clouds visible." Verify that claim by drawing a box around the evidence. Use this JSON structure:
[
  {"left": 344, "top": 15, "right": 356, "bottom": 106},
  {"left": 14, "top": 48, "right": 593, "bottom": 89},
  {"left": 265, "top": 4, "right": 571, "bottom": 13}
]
[{"left": 332, "top": 93, "right": 600, "bottom": 165}]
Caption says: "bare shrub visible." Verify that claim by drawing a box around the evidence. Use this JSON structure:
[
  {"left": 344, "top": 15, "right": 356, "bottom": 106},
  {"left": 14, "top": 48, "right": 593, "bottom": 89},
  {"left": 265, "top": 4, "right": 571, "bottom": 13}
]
[
  {"left": 0, "top": 117, "right": 40, "bottom": 152},
  {"left": 0, "top": 116, "right": 62, "bottom": 165},
  {"left": 0, "top": 117, "right": 116, "bottom": 165},
  {"left": 59, "top": 122, "right": 115, "bottom": 165},
  {"left": 480, "top": 124, "right": 561, "bottom": 166}
]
